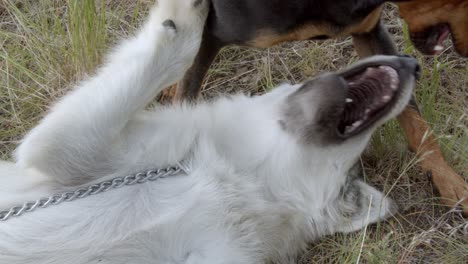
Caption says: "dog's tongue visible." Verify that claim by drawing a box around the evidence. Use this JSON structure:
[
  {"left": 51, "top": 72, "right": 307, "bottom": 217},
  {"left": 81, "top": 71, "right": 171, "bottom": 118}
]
[
  {"left": 410, "top": 24, "right": 451, "bottom": 55},
  {"left": 433, "top": 24, "right": 451, "bottom": 54}
]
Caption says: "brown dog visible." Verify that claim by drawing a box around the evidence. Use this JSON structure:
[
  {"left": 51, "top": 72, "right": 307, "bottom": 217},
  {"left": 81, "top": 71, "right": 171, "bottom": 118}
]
[
  {"left": 397, "top": 0, "right": 468, "bottom": 56},
  {"left": 395, "top": 0, "right": 468, "bottom": 216},
  {"left": 164, "top": 0, "right": 468, "bottom": 215}
]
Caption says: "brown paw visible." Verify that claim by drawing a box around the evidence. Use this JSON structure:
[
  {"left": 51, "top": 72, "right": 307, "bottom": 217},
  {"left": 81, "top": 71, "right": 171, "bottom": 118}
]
[
  {"left": 397, "top": 107, "right": 468, "bottom": 216},
  {"left": 430, "top": 166, "right": 468, "bottom": 217}
]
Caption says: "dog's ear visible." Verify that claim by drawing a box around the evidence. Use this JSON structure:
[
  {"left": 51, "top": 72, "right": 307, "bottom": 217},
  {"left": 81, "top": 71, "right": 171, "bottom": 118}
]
[{"left": 280, "top": 74, "right": 346, "bottom": 144}]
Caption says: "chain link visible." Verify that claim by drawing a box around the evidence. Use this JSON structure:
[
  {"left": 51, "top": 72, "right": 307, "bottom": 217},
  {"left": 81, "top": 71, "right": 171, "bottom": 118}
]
[{"left": 0, "top": 164, "right": 186, "bottom": 222}]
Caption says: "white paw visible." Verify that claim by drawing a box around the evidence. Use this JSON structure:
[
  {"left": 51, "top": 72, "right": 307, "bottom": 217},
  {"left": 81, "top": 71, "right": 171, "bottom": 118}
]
[
  {"left": 335, "top": 181, "right": 398, "bottom": 234},
  {"left": 149, "top": 0, "right": 209, "bottom": 31},
  {"left": 143, "top": 0, "right": 208, "bottom": 54},
  {"left": 142, "top": 0, "right": 209, "bottom": 69}
]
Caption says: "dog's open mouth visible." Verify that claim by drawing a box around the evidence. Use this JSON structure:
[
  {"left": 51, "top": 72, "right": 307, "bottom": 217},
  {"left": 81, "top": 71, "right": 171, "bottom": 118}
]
[
  {"left": 410, "top": 23, "right": 451, "bottom": 55},
  {"left": 337, "top": 65, "right": 400, "bottom": 137}
]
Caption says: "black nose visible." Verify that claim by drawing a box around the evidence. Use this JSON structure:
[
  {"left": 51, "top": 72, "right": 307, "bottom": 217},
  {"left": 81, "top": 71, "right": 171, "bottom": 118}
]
[
  {"left": 414, "top": 64, "right": 421, "bottom": 80},
  {"left": 399, "top": 54, "right": 413, "bottom": 58},
  {"left": 399, "top": 55, "right": 421, "bottom": 80}
]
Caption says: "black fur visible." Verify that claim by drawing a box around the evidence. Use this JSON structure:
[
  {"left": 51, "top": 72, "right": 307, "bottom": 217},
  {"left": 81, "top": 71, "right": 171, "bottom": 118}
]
[
  {"left": 175, "top": 0, "right": 412, "bottom": 101},
  {"left": 208, "top": 0, "right": 385, "bottom": 45}
]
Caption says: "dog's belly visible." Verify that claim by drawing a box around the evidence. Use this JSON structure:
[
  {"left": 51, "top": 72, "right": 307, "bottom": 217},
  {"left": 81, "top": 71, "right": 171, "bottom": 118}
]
[
  {"left": 0, "top": 173, "right": 216, "bottom": 263},
  {"left": 0, "top": 167, "right": 265, "bottom": 263},
  {"left": 0, "top": 159, "right": 316, "bottom": 263}
]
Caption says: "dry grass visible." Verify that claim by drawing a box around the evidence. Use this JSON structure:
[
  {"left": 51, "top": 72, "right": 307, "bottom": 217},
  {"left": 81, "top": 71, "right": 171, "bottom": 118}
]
[{"left": 0, "top": 1, "right": 467, "bottom": 263}]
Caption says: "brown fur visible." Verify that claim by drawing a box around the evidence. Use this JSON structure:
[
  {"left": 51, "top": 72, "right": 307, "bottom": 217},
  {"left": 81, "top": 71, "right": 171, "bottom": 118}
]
[
  {"left": 395, "top": 0, "right": 468, "bottom": 214},
  {"left": 397, "top": 108, "right": 468, "bottom": 214},
  {"left": 397, "top": 0, "right": 468, "bottom": 56}
]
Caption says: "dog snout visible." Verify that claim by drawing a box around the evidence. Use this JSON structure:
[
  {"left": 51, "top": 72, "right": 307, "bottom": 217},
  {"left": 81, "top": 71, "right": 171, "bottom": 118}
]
[
  {"left": 398, "top": 56, "right": 421, "bottom": 80},
  {"left": 398, "top": 54, "right": 412, "bottom": 58}
]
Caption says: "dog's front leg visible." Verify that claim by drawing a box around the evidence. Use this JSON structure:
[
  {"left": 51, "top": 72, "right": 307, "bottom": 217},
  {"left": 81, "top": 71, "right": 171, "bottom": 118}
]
[
  {"left": 14, "top": 0, "right": 209, "bottom": 185},
  {"left": 334, "top": 179, "right": 397, "bottom": 234},
  {"left": 352, "top": 21, "right": 468, "bottom": 215},
  {"left": 160, "top": 27, "right": 224, "bottom": 103}
]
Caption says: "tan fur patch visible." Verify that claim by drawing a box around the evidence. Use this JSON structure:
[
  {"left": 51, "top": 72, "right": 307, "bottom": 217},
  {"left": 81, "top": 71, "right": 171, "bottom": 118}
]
[{"left": 248, "top": 6, "right": 383, "bottom": 48}]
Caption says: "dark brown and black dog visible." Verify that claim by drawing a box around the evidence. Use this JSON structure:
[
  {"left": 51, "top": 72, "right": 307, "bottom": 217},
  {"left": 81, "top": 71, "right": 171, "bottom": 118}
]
[{"left": 165, "top": 0, "right": 468, "bottom": 215}]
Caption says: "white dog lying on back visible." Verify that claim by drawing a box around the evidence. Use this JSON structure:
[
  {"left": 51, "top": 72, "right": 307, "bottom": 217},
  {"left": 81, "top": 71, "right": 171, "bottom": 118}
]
[{"left": 0, "top": 0, "right": 419, "bottom": 263}]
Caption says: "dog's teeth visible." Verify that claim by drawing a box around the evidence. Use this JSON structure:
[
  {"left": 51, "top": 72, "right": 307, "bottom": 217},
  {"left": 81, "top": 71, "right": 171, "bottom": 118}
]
[
  {"left": 352, "top": 120, "right": 363, "bottom": 128},
  {"left": 344, "top": 120, "right": 363, "bottom": 134},
  {"left": 390, "top": 80, "right": 398, "bottom": 90},
  {"left": 364, "top": 68, "right": 375, "bottom": 75},
  {"left": 434, "top": 45, "right": 444, "bottom": 51},
  {"left": 382, "top": 95, "right": 391, "bottom": 102},
  {"left": 345, "top": 98, "right": 353, "bottom": 103}
]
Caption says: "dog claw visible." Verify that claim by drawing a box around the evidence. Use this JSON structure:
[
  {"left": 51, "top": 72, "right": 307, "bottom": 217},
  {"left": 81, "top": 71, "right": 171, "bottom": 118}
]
[
  {"left": 193, "top": 0, "right": 203, "bottom": 7},
  {"left": 162, "top": 20, "right": 177, "bottom": 31}
]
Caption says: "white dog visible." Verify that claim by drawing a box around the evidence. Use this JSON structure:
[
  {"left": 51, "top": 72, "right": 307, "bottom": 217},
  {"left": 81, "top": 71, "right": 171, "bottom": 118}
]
[{"left": 0, "top": 0, "right": 419, "bottom": 263}]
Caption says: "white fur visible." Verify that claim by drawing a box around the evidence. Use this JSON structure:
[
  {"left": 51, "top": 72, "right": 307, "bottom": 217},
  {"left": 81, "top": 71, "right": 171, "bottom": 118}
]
[{"left": 0, "top": 1, "right": 412, "bottom": 263}]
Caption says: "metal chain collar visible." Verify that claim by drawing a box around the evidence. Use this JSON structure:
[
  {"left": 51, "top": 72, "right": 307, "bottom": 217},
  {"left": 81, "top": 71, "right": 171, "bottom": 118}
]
[{"left": 0, "top": 162, "right": 190, "bottom": 222}]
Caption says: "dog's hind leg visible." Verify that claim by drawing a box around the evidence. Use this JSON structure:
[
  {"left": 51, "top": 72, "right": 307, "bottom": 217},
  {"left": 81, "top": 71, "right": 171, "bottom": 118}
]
[
  {"left": 352, "top": 21, "right": 468, "bottom": 215},
  {"left": 14, "top": 0, "right": 209, "bottom": 186}
]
